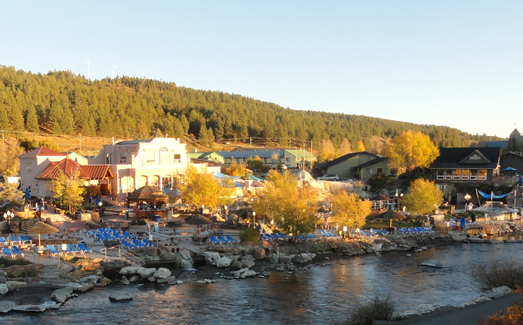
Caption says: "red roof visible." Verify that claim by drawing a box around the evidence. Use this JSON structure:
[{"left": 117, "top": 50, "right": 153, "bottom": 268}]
[
  {"left": 35, "top": 159, "right": 113, "bottom": 180},
  {"left": 19, "top": 147, "right": 67, "bottom": 159}
]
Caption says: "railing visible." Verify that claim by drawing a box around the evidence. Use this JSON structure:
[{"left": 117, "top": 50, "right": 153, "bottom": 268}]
[{"left": 121, "top": 251, "right": 145, "bottom": 266}]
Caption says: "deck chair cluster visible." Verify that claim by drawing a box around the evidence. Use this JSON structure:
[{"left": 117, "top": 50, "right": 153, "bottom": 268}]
[
  {"left": 208, "top": 236, "right": 239, "bottom": 245},
  {"left": 396, "top": 227, "right": 435, "bottom": 235},
  {"left": 0, "top": 235, "right": 32, "bottom": 246}
]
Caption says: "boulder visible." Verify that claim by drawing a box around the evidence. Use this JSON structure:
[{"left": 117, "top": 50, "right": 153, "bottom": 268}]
[
  {"left": 0, "top": 276, "right": 6, "bottom": 283},
  {"left": 242, "top": 260, "right": 255, "bottom": 269},
  {"left": 244, "top": 247, "right": 256, "bottom": 256},
  {"left": 0, "top": 284, "right": 7, "bottom": 295},
  {"left": 129, "top": 275, "right": 140, "bottom": 283},
  {"left": 268, "top": 254, "right": 279, "bottom": 264},
  {"left": 148, "top": 276, "right": 156, "bottom": 282},
  {"left": 96, "top": 277, "right": 111, "bottom": 287},
  {"left": 153, "top": 268, "right": 171, "bottom": 279},
  {"left": 231, "top": 259, "right": 243, "bottom": 270},
  {"left": 240, "top": 270, "right": 257, "bottom": 278},
  {"left": 157, "top": 276, "right": 176, "bottom": 283},
  {"left": 109, "top": 293, "right": 133, "bottom": 302},
  {"left": 12, "top": 304, "right": 47, "bottom": 312},
  {"left": 6, "top": 281, "right": 27, "bottom": 291},
  {"left": 216, "top": 256, "right": 232, "bottom": 268},
  {"left": 241, "top": 255, "right": 255, "bottom": 262},
  {"left": 44, "top": 301, "right": 62, "bottom": 310},
  {"left": 51, "top": 287, "right": 74, "bottom": 303},
  {"left": 487, "top": 286, "right": 513, "bottom": 299},
  {"left": 71, "top": 283, "right": 94, "bottom": 292},
  {"left": 253, "top": 248, "right": 266, "bottom": 260},
  {"left": 203, "top": 252, "right": 221, "bottom": 265},
  {"left": 121, "top": 276, "right": 130, "bottom": 285},
  {"left": 137, "top": 267, "right": 156, "bottom": 278},
  {"left": 228, "top": 247, "right": 242, "bottom": 255},
  {"left": 279, "top": 255, "right": 293, "bottom": 264},
  {"left": 119, "top": 266, "right": 140, "bottom": 275},
  {"left": 176, "top": 280, "right": 184, "bottom": 285},
  {"left": 0, "top": 301, "right": 15, "bottom": 313},
  {"left": 159, "top": 251, "right": 176, "bottom": 260}
]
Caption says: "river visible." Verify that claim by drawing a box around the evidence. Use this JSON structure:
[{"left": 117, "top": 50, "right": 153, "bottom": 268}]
[{"left": 3, "top": 241, "right": 523, "bottom": 325}]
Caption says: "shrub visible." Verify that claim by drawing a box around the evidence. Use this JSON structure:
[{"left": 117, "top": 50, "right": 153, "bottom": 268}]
[
  {"left": 478, "top": 298, "right": 523, "bottom": 325},
  {"left": 0, "top": 257, "right": 32, "bottom": 267},
  {"left": 339, "top": 296, "right": 395, "bottom": 325},
  {"left": 472, "top": 258, "right": 523, "bottom": 291},
  {"left": 239, "top": 228, "right": 260, "bottom": 242}
]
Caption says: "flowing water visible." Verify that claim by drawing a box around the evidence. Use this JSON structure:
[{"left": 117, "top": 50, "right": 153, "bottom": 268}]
[{"left": 3, "top": 242, "right": 523, "bottom": 325}]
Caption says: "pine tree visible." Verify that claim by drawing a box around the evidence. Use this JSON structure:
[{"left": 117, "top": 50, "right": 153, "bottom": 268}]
[
  {"left": 199, "top": 125, "right": 208, "bottom": 146},
  {"left": 25, "top": 106, "right": 39, "bottom": 133}
]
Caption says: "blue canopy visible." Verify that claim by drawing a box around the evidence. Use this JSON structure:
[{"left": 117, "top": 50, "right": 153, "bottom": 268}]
[
  {"left": 24, "top": 187, "right": 31, "bottom": 199},
  {"left": 477, "top": 190, "right": 511, "bottom": 200},
  {"left": 502, "top": 167, "right": 517, "bottom": 171},
  {"left": 213, "top": 171, "right": 238, "bottom": 180},
  {"left": 249, "top": 175, "right": 263, "bottom": 181}
]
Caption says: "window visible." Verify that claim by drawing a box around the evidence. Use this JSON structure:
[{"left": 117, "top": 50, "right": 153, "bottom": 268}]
[
  {"left": 479, "top": 169, "right": 487, "bottom": 180},
  {"left": 286, "top": 158, "right": 290, "bottom": 162},
  {"left": 366, "top": 168, "right": 373, "bottom": 174},
  {"left": 25, "top": 163, "right": 31, "bottom": 172},
  {"left": 437, "top": 170, "right": 445, "bottom": 180},
  {"left": 470, "top": 170, "right": 478, "bottom": 180},
  {"left": 173, "top": 153, "right": 181, "bottom": 163},
  {"left": 145, "top": 151, "right": 156, "bottom": 164},
  {"left": 377, "top": 168, "right": 383, "bottom": 174},
  {"left": 160, "top": 147, "right": 170, "bottom": 164},
  {"left": 461, "top": 169, "right": 470, "bottom": 180},
  {"left": 119, "top": 153, "right": 127, "bottom": 164},
  {"left": 453, "top": 169, "right": 461, "bottom": 180}
]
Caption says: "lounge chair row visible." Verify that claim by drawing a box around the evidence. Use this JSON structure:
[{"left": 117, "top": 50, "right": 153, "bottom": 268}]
[
  {"left": 369, "top": 229, "right": 389, "bottom": 236},
  {"left": 321, "top": 230, "right": 340, "bottom": 238},
  {"left": 0, "top": 235, "right": 32, "bottom": 245},
  {"left": 208, "top": 236, "right": 239, "bottom": 245},
  {"left": 120, "top": 239, "right": 158, "bottom": 250},
  {"left": 1, "top": 246, "right": 25, "bottom": 257},
  {"left": 85, "top": 229, "right": 136, "bottom": 242},
  {"left": 261, "top": 233, "right": 291, "bottom": 242},
  {"left": 397, "top": 227, "right": 435, "bottom": 235},
  {"left": 47, "top": 243, "right": 93, "bottom": 256}
]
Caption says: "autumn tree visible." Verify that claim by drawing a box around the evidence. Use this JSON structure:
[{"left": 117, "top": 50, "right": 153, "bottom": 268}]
[
  {"left": 338, "top": 138, "right": 352, "bottom": 156},
  {"left": 51, "top": 170, "right": 86, "bottom": 214},
  {"left": 381, "top": 131, "right": 439, "bottom": 176},
  {"left": 0, "top": 182, "right": 25, "bottom": 210},
  {"left": 224, "top": 160, "right": 248, "bottom": 178},
  {"left": 330, "top": 190, "right": 372, "bottom": 230},
  {"left": 0, "top": 142, "right": 24, "bottom": 176},
  {"left": 179, "top": 166, "right": 234, "bottom": 211},
  {"left": 247, "top": 156, "right": 263, "bottom": 171},
  {"left": 402, "top": 178, "right": 443, "bottom": 214},
  {"left": 254, "top": 171, "right": 317, "bottom": 239},
  {"left": 317, "top": 139, "right": 338, "bottom": 163},
  {"left": 355, "top": 140, "right": 366, "bottom": 152}
]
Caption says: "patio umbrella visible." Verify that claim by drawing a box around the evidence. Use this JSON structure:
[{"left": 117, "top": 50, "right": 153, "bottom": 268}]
[
  {"left": 24, "top": 187, "right": 31, "bottom": 199},
  {"left": 375, "top": 209, "right": 406, "bottom": 221},
  {"left": 502, "top": 167, "right": 517, "bottom": 171},
  {"left": 370, "top": 194, "right": 390, "bottom": 201},
  {"left": 185, "top": 215, "right": 212, "bottom": 225},
  {"left": 26, "top": 221, "right": 59, "bottom": 246},
  {"left": 96, "top": 195, "right": 102, "bottom": 206}
]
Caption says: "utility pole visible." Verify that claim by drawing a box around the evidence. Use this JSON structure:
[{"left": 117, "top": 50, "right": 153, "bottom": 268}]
[
  {"left": 250, "top": 137, "right": 252, "bottom": 147},
  {"left": 2, "top": 130, "right": 4, "bottom": 149},
  {"left": 79, "top": 134, "right": 82, "bottom": 155},
  {"left": 310, "top": 139, "right": 313, "bottom": 171}
]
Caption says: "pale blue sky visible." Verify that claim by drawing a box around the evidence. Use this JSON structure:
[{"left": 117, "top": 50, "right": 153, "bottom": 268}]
[{"left": 2, "top": 1, "right": 522, "bottom": 137}]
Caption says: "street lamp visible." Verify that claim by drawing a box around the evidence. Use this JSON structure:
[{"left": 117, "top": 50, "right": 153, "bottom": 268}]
[
  {"left": 252, "top": 211, "right": 256, "bottom": 228},
  {"left": 3, "top": 211, "right": 14, "bottom": 245},
  {"left": 395, "top": 193, "right": 403, "bottom": 211},
  {"left": 464, "top": 194, "right": 472, "bottom": 210}
]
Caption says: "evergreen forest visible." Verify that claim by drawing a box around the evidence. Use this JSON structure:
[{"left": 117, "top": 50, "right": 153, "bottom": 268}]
[{"left": 0, "top": 65, "right": 502, "bottom": 153}]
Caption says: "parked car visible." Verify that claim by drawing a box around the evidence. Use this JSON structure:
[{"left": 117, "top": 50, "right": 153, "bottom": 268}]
[{"left": 317, "top": 174, "right": 340, "bottom": 181}]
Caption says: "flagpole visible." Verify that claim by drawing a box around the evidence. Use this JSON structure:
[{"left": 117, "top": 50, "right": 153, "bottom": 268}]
[{"left": 475, "top": 188, "right": 481, "bottom": 209}]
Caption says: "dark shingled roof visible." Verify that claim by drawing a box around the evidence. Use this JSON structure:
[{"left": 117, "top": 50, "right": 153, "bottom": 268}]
[
  {"left": 316, "top": 152, "right": 378, "bottom": 169},
  {"left": 429, "top": 147, "right": 501, "bottom": 169},
  {"left": 351, "top": 157, "right": 388, "bottom": 169}
]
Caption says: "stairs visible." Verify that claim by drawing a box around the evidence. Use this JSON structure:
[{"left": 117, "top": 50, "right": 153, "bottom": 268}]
[{"left": 54, "top": 220, "right": 90, "bottom": 233}]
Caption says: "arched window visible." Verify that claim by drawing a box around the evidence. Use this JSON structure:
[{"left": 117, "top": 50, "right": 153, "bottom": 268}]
[{"left": 160, "top": 147, "right": 170, "bottom": 164}]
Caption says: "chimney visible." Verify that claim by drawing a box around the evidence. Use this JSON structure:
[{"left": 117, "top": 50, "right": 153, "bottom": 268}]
[{"left": 193, "top": 149, "right": 198, "bottom": 153}]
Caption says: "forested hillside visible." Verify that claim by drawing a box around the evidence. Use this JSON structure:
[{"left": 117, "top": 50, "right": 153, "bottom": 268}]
[{"left": 0, "top": 65, "right": 502, "bottom": 153}]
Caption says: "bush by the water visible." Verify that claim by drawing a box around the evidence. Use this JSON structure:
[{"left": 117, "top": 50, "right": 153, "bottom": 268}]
[
  {"left": 478, "top": 298, "right": 523, "bottom": 325},
  {"left": 239, "top": 228, "right": 260, "bottom": 242},
  {"left": 336, "top": 296, "right": 395, "bottom": 325},
  {"left": 0, "top": 257, "right": 32, "bottom": 268},
  {"left": 472, "top": 258, "right": 523, "bottom": 291}
]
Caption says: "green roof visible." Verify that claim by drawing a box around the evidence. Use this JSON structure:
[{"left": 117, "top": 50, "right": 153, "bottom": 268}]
[{"left": 285, "top": 149, "right": 316, "bottom": 159}]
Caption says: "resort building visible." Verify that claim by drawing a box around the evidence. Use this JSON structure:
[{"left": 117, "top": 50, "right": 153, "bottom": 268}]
[
  {"left": 197, "top": 148, "right": 316, "bottom": 169},
  {"left": 315, "top": 152, "right": 392, "bottom": 181}
]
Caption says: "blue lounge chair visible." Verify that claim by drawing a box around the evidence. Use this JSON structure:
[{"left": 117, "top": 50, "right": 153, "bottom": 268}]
[
  {"left": 217, "top": 236, "right": 231, "bottom": 244},
  {"left": 11, "top": 246, "right": 24, "bottom": 257},
  {"left": 208, "top": 236, "right": 221, "bottom": 245},
  {"left": 121, "top": 240, "right": 137, "bottom": 250},
  {"left": 19, "top": 235, "right": 32, "bottom": 244},
  {"left": 48, "top": 245, "right": 59, "bottom": 256},
  {"left": 225, "top": 236, "right": 239, "bottom": 244},
  {"left": 96, "top": 233, "right": 107, "bottom": 242},
  {"left": 10, "top": 236, "right": 19, "bottom": 244},
  {"left": 2, "top": 247, "right": 13, "bottom": 257},
  {"left": 60, "top": 245, "right": 76, "bottom": 256},
  {"left": 68, "top": 244, "right": 82, "bottom": 254},
  {"left": 142, "top": 239, "right": 158, "bottom": 247},
  {"left": 111, "top": 232, "right": 124, "bottom": 240},
  {"left": 122, "top": 231, "right": 136, "bottom": 239},
  {"left": 77, "top": 243, "right": 92, "bottom": 253},
  {"left": 97, "top": 228, "right": 105, "bottom": 233},
  {"left": 105, "top": 228, "right": 116, "bottom": 233},
  {"left": 0, "top": 237, "right": 6, "bottom": 245},
  {"left": 132, "top": 239, "right": 147, "bottom": 248}
]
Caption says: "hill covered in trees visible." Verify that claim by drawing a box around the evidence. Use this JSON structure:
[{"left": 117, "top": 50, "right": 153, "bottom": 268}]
[{"left": 0, "top": 65, "right": 502, "bottom": 153}]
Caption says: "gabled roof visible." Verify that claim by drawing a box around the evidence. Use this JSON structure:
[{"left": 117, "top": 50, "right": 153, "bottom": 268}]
[
  {"left": 351, "top": 157, "right": 388, "bottom": 170},
  {"left": 316, "top": 152, "right": 378, "bottom": 169},
  {"left": 429, "top": 147, "right": 501, "bottom": 169},
  {"left": 19, "top": 147, "right": 67, "bottom": 159},
  {"left": 35, "top": 158, "right": 113, "bottom": 180}
]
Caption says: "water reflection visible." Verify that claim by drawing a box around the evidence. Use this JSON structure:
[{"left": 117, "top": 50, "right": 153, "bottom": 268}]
[{"left": 6, "top": 243, "right": 523, "bottom": 324}]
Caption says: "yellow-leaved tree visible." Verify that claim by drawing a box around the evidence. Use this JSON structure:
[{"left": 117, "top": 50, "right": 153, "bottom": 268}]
[
  {"left": 51, "top": 170, "right": 86, "bottom": 214},
  {"left": 330, "top": 190, "right": 372, "bottom": 230},
  {"left": 254, "top": 170, "right": 317, "bottom": 240},
  {"left": 180, "top": 166, "right": 234, "bottom": 211},
  {"left": 0, "top": 182, "right": 25, "bottom": 210},
  {"left": 317, "top": 139, "right": 338, "bottom": 163},
  {"left": 402, "top": 178, "right": 443, "bottom": 214},
  {"left": 355, "top": 140, "right": 366, "bottom": 152},
  {"left": 381, "top": 131, "right": 439, "bottom": 176},
  {"left": 224, "top": 159, "right": 248, "bottom": 179}
]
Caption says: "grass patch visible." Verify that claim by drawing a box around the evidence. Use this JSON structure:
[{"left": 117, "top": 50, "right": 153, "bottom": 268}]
[
  {"left": 0, "top": 257, "right": 32, "bottom": 268},
  {"left": 472, "top": 258, "right": 523, "bottom": 291},
  {"left": 336, "top": 296, "right": 395, "bottom": 325},
  {"left": 239, "top": 228, "right": 260, "bottom": 242}
]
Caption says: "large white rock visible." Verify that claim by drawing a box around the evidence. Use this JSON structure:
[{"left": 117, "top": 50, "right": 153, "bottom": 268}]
[
  {"left": 0, "top": 284, "right": 8, "bottom": 295},
  {"left": 487, "top": 286, "right": 513, "bottom": 299},
  {"left": 157, "top": 276, "right": 176, "bottom": 283},
  {"left": 71, "top": 283, "right": 94, "bottom": 292},
  {"left": 216, "top": 256, "right": 232, "bottom": 268},
  {"left": 12, "top": 304, "right": 47, "bottom": 312},
  {"left": 6, "top": 281, "right": 27, "bottom": 291},
  {"left": 203, "top": 252, "right": 221, "bottom": 265},
  {"left": 0, "top": 301, "right": 15, "bottom": 313},
  {"left": 240, "top": 270, "right": 257, "bottom": 278},
  {"left": 137, "top": 267, "right": 156, "bottom": 278},
  {"left": 153, "top": 268, "right": 171, "bottom": 279},
  {"left": 51, "top": 287, "right": 74, "bottom": 303},
  {"left": 119, "top": 266, "right": 140, "bottom": 275}
]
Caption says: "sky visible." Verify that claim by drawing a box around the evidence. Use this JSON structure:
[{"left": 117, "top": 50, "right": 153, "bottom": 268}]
[{"left": 2, "top": 1, "right": 522, "bottom": 138}]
